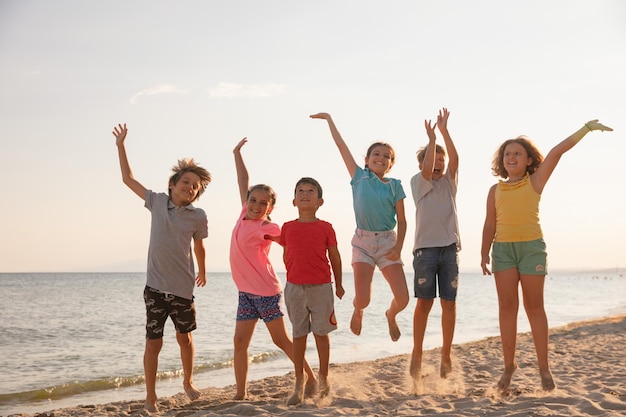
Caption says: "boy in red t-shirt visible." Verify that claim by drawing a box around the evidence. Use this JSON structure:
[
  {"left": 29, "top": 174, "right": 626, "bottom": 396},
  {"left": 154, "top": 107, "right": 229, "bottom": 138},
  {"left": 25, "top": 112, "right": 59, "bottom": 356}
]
[{"left": 280, "top": 177, "right": 344, "bottom": 405}]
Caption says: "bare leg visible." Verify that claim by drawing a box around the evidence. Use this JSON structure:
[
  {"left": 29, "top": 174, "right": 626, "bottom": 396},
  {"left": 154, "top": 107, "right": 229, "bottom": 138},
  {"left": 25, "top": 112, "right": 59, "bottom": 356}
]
[
  {"left": 287, "top": 335, "right": 308, "bottom": 405},
  {"left": 144, "top": 338, "right": 163, "bottom": 412},
  {"left": 494, "top": 268, "right": 520, "bottom": 390},
  {"left": 176, "top": 331, "right": 201, "bottom": 401},
  {"left": 265, "top": 318, "right": 317, "bottom": 396},
  {"left": 410, "top": 298, "right": 433, "bottom": 382},
  {"left": 350, "top": 262, "right": 375, "bottom": 336},
  {"left": 233, "top": 319, "right": 257, "bottom": 400},
  {"left": 381, "top": 263, "right": 409, "bottom": 341},
  {"left": 440, "top": 298, "right": 456, "bottom": 378},
  {"left": 314, "top": 333, "right": 331, "bottom": 397},
  {"left": 520, "top": 274, "right": 555, "bottom": 390}
]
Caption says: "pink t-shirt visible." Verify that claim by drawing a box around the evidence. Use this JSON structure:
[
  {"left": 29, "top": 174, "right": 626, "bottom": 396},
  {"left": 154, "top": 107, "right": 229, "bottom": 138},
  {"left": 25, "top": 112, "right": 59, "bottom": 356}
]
[
  {"left": 229, "top": 204, "right": 282, "bottom": 296},
  {"left": 280, "top": 219, "right": 337, "bottom": 285}
]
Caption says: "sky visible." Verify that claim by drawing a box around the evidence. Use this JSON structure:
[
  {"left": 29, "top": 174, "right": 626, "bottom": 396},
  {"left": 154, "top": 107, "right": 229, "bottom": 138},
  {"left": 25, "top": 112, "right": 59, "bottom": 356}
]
[{"left": 0, "top": 0, "right": 624, "bottom": 274}]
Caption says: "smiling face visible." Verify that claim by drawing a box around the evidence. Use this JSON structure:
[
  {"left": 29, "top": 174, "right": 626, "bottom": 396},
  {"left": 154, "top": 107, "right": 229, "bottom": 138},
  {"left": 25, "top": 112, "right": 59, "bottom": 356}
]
[
  {"left": 502, "top": 142, "right": 532, "bottom": 178},
  {"left": 431, "top": 152, "right": 447, "bottom": 180},
  {"left": 169, "top": 171, "right": 202, "bottom": 206},
  {"left": 365, "top": 144, "right": 394, "bottom": 178},
  {"left": 245, "top": 188, "right": 274, "bottom": 220}
]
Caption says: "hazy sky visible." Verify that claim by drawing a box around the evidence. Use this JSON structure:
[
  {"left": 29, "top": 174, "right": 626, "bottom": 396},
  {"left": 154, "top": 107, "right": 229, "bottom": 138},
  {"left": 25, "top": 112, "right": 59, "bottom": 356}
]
[{"left": 1, "top": 1, "right": 624, "bottom": 273}]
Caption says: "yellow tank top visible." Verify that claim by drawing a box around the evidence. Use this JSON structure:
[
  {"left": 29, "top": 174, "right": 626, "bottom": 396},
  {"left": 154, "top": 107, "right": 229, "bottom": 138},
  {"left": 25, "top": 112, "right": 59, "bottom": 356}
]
[{"left": 494, "top": 174, "right": 542, "bottom": 242}]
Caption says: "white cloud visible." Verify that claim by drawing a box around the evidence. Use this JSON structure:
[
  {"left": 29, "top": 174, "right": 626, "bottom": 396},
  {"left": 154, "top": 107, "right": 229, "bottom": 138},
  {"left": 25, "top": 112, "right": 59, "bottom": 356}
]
[
  {"left": 206, "top": 82, "right": 286, "bottom": 98},
  {"left": 129, "top": 84, "right": 189, "bottom": 104}
]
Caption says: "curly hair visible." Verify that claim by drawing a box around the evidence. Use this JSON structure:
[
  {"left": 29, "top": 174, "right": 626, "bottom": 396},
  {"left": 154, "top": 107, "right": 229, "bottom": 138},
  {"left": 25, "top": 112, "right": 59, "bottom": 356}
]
[{"left": 491, "top": 136, "right": 544, "bottom": 179}]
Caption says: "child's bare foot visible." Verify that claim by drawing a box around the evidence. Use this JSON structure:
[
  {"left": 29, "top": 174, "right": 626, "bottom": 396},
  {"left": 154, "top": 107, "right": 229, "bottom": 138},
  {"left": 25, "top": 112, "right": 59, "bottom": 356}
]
[
  {"left": 232, "top": 392, "right": 248, "bottom": 400},
  {"left": 183, "top": 382, "right": 202, "bottom": 401},
  {"left": 318, "top": 376, "right": 330, "bottom": 398},
  {"left": 385, "top": 310, "right": 401, "bottom": 341},
  {"left": 144, "top": 400, "right": 159, "bottom": 413},
  {"left": 440, "top": 357, "right": 452, "bottom": 379},
  {"left": 350, "top": 308, "right": 363, "bottom": 336},
  {"left": 286, "top": 378, "right": 306, "bottom": 406},
  {"left": 540, "top": 369, "right": 556, "bottom": 391},
  {"left": 304, "top": 377, "right": 318, "bottom": 397},
  {"left": 497, "top": 362, "right": 517, "bottom": 390}
]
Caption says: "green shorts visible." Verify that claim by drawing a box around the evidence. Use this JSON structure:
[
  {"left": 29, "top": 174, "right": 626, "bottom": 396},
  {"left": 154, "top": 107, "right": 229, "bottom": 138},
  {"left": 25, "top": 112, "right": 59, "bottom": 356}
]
[{"left": 492, "top": 238, "right": 547, "bottom": 275}]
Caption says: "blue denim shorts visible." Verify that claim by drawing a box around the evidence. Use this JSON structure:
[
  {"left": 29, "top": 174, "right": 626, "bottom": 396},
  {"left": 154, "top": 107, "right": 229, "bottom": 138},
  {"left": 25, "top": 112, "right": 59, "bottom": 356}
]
[
  {"left": 412, "top": 244, "right": 459, "bottom": 300},
  {"left": 492, "top": 238, "right": 547, "bottom": 275}
]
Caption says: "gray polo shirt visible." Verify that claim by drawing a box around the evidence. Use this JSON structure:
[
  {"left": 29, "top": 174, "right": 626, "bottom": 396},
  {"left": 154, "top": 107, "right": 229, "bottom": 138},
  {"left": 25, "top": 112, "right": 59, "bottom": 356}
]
[{"left": 144, "top": 190, "right": 208, "bottom": 300}]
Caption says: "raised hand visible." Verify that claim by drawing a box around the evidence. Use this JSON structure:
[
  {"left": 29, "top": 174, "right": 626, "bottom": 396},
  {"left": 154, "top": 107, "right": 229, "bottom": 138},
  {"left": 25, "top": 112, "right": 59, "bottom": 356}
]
[
  {"left": 424, "top": 119, "right": 437, "bottom": 142},
  {"left": 437, "top": 108, "right": 450, "bottom": 132},
  {"left": 310, "top": 112, "right": 331, "bottom": 120},
  {"left": 113, "top": 123, "right": 128, "bottom": 145},
  {"left": 585, "top": 119, "right": 613, "bottom": 132},
  {"left": 233, "top": 137, "right": 248, "bottom": 153}
]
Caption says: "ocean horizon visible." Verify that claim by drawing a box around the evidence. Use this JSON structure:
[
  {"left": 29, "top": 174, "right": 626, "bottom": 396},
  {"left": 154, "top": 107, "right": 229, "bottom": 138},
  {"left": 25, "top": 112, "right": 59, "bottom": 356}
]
[{"left": 1, "top": 269, "right": 625, "bottom": 416}]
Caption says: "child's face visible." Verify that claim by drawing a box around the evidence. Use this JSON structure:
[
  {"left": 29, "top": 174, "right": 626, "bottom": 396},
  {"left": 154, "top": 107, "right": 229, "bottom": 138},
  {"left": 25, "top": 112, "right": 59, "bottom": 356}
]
[
  {"left": 293, "top": 183, "right": 322, "bottom": 212},
  {"left": 432, "top": 152, "right": 447, "bottom": 180},
  {"left": 503, "top": 142, "right": 531, "bottom": 177},
  {"left": 245, "top": 189, "right": 274, "bottom": 220},
  {"left": 169, "top": 172, "right": 202, "bottom": 205},
  {"left": 365, "top": 145, "right": 393, "bottom": 177}
]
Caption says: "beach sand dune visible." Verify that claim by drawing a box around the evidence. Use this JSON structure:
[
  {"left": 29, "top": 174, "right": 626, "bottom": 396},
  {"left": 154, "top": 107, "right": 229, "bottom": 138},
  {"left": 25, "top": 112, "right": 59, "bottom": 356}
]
[{"left": 12, "top": 315, "right": 625, "bottom": 417}]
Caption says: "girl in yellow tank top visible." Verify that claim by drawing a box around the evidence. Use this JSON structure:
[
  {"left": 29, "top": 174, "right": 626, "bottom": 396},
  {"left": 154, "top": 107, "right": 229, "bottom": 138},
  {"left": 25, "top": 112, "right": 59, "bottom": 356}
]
[{"left": 480, "top": 119, "right": 613, "bottom": 393}]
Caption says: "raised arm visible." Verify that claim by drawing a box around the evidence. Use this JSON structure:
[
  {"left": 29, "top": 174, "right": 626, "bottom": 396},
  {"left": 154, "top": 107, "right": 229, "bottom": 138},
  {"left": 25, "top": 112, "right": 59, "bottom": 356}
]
[
  {"left": 233, "top": 137, "right": 250, "bottom": 205},
  {"left": 420, "top": 119, "right": 438, "bottom": 180},
  {"left": 437, "top": 108, "right": 458, "bottom": 179},
  {"left": 310, "top": 113, "right": 358, "bottom": 177},
  {"left": 113, "top": 123, "right": 147, "bottom": 200},
  {"left": 531, "top": 120, "right": 613, "bottom": 194}
]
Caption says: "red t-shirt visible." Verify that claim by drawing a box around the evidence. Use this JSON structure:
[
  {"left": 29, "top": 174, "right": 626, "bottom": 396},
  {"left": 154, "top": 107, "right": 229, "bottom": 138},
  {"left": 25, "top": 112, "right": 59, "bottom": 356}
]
[{"left": 280, "top": 219, "right": 337, "bottom": 285}]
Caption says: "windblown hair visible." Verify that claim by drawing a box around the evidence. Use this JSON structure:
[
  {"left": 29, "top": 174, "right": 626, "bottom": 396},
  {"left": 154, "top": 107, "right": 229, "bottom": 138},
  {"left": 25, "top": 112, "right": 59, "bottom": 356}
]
[
  {"left": 416, "top": 144, "right": 446, "bottom": 164},
  {"left": 491, "top": 136, "right": 544, "bottom": 179},
  {"left": 168, "top": 158, "right": 212, "bottom": 201}
]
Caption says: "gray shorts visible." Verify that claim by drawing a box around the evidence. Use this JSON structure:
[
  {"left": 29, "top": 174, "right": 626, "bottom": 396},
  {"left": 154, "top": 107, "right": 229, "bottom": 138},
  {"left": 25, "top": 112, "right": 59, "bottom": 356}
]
[
  {"left": 284, "top": 282, "right": 337, "bottom": 338},
  {"left": 351, "top": 229, "right": 404, "bottom": 270}
]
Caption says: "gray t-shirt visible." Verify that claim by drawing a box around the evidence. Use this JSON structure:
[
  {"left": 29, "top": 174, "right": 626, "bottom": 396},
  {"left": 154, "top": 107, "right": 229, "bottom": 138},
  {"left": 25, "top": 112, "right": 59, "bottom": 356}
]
[
  {"left": 410, "top": 170, "right": 460, "bottom": 252},
  {"left": 144, "top": 190, "right": 208, "bottom": 299}
]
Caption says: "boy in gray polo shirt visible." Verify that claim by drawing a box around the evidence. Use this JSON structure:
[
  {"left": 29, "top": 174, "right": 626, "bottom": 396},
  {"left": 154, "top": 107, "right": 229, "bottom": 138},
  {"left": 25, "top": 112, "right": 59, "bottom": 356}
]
[{"left": 113, "top": 123, "right": 212, "bottom": 412}]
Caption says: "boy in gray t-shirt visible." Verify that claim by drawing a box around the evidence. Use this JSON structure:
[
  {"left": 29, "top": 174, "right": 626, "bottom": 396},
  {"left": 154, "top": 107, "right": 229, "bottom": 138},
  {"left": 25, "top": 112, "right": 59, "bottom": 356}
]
[
  {"left": 409, "top": 108, "right": 460, "bottom": 393},
  {"left": 113, "top": 123, "right": 211, "bottom": 412}
]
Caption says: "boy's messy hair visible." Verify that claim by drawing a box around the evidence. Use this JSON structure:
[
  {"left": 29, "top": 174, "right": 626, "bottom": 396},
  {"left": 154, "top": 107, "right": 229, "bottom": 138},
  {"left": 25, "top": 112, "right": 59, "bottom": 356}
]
[
  {"left": 294, "top": 177, "right": 323, "bottom": 198},
  {"left": 492, "top": 136, "right": 544, "bottom": 179},
  {"left": 416, "top": 144, "right": 446, "bottom": 164},
  {"left": 169, "top": 158, "right": 212, "bottom": 200}
]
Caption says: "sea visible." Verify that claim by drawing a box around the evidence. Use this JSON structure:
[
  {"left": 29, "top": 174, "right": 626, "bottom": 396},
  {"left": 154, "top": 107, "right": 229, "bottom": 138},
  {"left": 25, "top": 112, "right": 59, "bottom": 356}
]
[{"left": 1, "top": 270, "right": 625, "bottom": 416}]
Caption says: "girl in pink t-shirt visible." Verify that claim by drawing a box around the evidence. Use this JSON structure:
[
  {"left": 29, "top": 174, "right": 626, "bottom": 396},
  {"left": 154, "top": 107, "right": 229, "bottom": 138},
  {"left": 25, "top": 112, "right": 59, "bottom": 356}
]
[{"left": 230, "top": 138, "right": 316, "bottom": 400}]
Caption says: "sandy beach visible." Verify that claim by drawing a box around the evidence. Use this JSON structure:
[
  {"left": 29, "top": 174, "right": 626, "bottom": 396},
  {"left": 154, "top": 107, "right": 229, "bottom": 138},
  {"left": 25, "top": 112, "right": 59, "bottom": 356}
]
[{"left": 10, "top": 315, "right": 625, "bottom": 417}]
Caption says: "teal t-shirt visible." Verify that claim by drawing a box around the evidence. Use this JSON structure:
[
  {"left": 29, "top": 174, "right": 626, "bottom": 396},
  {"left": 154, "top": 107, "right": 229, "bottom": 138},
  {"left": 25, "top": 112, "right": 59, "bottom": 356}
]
[{"left": 350, "top": 166, "right": 405, "bottom": 231}]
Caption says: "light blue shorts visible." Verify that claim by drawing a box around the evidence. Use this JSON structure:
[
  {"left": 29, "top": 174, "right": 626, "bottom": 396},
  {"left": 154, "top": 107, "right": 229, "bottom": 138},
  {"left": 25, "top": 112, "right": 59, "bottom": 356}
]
[
  {"left": 351, "top": 229, "right": 404, "bottom": 270},
  {"left": 492, "top": 238, "right": 548, "bottom": 275}
]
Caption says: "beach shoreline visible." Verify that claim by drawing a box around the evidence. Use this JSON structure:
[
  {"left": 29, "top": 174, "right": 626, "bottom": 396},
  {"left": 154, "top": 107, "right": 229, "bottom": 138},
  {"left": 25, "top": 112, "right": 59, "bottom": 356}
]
[{"left": 6, "top": 314, "right": 625, "bottom": 417}]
